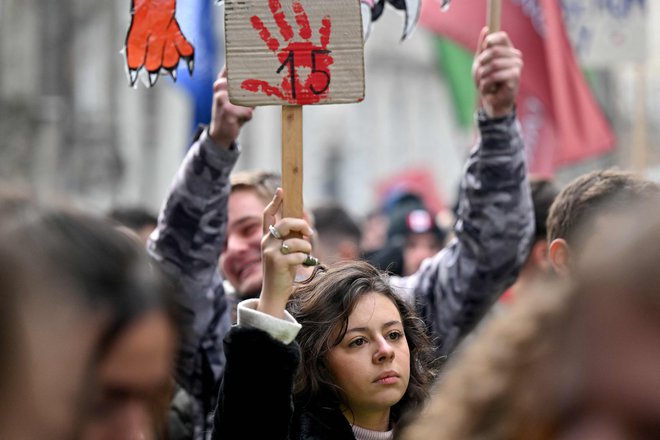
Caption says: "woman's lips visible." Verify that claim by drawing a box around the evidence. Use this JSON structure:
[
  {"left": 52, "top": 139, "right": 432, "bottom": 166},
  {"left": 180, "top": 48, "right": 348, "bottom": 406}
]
[{"left": 373, "top": 371, "right": 400, "bottom": 385}]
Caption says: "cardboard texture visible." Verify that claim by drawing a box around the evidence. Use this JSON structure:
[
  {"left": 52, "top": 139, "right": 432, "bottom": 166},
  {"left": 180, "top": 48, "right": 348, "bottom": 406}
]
[{"left": 225, "top": 0, "right": 365, "bottom": 106}]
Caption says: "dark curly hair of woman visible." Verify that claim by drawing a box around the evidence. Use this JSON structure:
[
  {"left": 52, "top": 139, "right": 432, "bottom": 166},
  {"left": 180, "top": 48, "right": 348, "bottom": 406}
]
[{"left": 287, "top": 260, "right": 438, "bottom": 424}]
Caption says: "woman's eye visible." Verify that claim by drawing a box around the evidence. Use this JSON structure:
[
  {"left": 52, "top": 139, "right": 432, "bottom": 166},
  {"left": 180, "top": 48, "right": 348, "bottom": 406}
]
[
  {"left": 388, "top": 331, "right": 402, "bottom": 341},
  {"left": 349, "top": 338, "right": 366, "bottom": 347}
]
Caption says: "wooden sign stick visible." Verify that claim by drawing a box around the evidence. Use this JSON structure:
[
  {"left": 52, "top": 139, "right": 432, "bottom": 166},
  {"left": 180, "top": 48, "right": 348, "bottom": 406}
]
[
  {"left": 487, "top": 0, "right": 502, "bottom": 33},
  {"left": 282, "top": 105, "right": 304, "bottom": 219},
  {"left": 485, "top": 0, "right": 502, "bottom": 94}
]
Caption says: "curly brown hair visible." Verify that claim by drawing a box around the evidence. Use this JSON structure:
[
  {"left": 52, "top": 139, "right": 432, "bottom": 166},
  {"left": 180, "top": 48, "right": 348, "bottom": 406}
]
[{"left": 286, "top": 260, "right": 438, "bottom": 423}]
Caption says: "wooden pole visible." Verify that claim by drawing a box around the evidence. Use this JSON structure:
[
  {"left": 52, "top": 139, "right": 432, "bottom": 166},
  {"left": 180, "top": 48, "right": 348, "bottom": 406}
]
[
  {"left": 631, "top": 64, "right": 648, "bottom": 173},
  {"left": 485, "top": 0, "right": 502, "bottom": 95},
  {"left": 281, "top": 105, "right": 304, "bottom": 219},
  {"left": 487, "top": 0, "right": 502, "bottom": 33}
]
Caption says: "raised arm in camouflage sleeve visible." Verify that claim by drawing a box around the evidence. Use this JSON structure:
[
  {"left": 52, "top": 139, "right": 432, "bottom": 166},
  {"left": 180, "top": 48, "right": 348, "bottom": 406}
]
[
  {"left": 392, "top": 109, "right": 533, "bottom": 358},
  {"left": 147, "top": 128, "right": 240, "bottom": 418}
]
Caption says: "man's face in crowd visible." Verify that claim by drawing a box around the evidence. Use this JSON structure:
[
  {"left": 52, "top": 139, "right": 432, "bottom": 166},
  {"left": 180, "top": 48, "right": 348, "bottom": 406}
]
[{"left": 220, "top": 189, "right": 267, "bottom": 297}]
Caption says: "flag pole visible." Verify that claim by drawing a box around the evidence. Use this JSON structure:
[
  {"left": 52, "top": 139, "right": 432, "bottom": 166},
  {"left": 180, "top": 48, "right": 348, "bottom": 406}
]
[
  {"left": 631, "top": 64, "right": 648, "bottom": 173},
  {"left": 485, "top": 0, "right": 502, "bottom": 95},
  {"left": 487, "top": 0, "right": 502, "bottom": 33}
]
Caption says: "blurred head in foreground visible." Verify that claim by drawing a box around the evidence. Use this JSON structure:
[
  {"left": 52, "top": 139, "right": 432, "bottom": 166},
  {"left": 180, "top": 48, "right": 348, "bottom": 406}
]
[
  {"left": 546, "top": 169, "right": 658, "bottom": 275},
  {"left": 400, "top": 200, "right": 660, "bottom": 440},
  {"left": 0, "top": 200, "right": 177, "bottom": 440},
  {"left": 107, "top": 206, "right": 158, "bottom": 244}
]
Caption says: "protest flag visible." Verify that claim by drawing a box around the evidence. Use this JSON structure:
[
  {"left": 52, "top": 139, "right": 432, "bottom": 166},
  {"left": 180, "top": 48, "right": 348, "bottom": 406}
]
[
  {"left": 174, "top": 0, "right": 221, "bottom": 129},
  {"left": 420, "top": 0, "right": 615, "bottom": 175},
  {"left": 434, "top": 37, "right": 477, "bottom": 129}
]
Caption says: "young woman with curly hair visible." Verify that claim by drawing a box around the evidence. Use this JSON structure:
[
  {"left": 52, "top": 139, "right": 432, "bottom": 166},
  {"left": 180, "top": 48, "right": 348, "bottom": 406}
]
[{"left": 212, "top": 190, "right": 437, "bottom": 440}]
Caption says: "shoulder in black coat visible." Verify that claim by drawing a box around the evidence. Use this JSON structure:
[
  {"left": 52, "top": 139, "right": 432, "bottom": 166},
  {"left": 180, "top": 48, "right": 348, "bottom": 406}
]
[{"left": 212, "top": 326, "right": 356, "bottom": 440}]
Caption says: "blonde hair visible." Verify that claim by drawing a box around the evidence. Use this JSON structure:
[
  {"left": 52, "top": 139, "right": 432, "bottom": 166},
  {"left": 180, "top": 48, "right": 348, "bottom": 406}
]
[{"left": 230, "top": 171, "right": 281, "bottom": 205}]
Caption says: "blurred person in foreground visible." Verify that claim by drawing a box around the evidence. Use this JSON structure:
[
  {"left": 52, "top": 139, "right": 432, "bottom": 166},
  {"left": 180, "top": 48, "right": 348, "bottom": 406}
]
[
  {"left": 108, "top": 205, "right": 158, "bottom": 244},
  {"left": 0, "top": 261, "right": 25, "bottom": 439},
  {"left": 399, "top": 198, "right": 660, "bottom": 440},
  {"left": 0, "top": 200, "right": 177, "bottom": 440},
  {"left": 0, "top": 189, "right": 32, "bottom": 439},
  {"left": 149, "top": 27, "right": 533, "bottom": 437}
]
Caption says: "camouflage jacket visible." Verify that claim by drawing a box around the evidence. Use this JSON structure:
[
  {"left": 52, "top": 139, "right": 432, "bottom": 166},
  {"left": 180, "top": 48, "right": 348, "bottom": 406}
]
[
  {"left": 392, "top": 109, "right": 533, "bottom": 358},
  {"left": 148, "top": 128, "right": 240, "bottom": 439},
  {"left": 148, "top": 110, "right": 533, "bottom": 437}
]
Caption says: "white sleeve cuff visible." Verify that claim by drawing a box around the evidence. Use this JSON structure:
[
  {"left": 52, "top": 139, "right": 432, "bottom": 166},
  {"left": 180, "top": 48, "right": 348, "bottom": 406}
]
[{"left": 237, "top": 299, "right": 302, "bottom": 344}]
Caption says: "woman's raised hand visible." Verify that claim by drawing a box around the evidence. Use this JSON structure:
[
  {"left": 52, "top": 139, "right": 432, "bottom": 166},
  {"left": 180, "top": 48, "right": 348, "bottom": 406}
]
[{"left": 258, "top": 189, "right": 315, "bottom": 318}]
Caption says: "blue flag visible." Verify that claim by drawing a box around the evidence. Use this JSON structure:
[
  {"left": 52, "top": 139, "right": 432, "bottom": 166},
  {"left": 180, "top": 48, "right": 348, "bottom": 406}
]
[{"left": 174, "top": 0, "right": 222, "bottom": 130}]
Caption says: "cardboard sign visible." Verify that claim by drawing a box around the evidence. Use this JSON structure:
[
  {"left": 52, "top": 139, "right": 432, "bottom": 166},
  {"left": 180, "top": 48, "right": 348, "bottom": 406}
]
[{"left": 224, "top": 0, "right": 365, "bottom": 106}]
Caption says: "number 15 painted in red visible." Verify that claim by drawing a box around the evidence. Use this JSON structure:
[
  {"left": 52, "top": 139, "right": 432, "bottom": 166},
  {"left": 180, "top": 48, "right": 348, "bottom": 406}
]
[{"left": 241, "top": 0, "right": 334, "bottom": 105}]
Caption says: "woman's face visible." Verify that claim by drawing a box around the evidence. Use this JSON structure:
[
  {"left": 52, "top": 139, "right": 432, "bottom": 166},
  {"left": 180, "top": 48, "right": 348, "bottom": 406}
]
[
  {"left": 79, "top": 311, "right": 176, "bottom": 440},
  {"left": 325, "top": 292, "right": 410, "bottom": 420}
]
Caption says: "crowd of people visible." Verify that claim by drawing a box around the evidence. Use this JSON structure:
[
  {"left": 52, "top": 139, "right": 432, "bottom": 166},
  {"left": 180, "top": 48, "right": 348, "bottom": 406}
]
[{"left": 2, "top": 27, "right": 660, "bottom": 440}]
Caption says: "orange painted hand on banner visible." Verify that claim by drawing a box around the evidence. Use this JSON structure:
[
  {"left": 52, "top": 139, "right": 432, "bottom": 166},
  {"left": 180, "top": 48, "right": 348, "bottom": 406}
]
[
  {"left": 241, "top": 0, "right": 334, "bottom": 105},
  {"left": 125, "top": 0, "right": 195, "bottom": 87}
]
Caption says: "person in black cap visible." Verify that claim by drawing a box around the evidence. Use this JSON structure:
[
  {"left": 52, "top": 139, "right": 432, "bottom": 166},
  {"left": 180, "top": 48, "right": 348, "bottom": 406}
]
[{"left": 388, "top": 207, "right": 447, "bottom": 276}]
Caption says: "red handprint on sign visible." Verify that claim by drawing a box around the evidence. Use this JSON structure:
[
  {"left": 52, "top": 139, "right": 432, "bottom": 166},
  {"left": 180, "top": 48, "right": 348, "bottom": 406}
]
[
  {"left": 241, "top": 0, "right": 334, "bottom": 105},
  {"left": 125, "top": 0, "right": 195, "bottom": 87}
]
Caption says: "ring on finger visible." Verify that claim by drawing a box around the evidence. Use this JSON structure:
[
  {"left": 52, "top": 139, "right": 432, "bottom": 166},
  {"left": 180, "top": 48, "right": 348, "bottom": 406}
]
[
  {"left": 269, "top": 225, "right": 283, "bottom": 240},
  {"left": 280, "top": 242, "right": 290, "bottom": 255},
  {"left": 302, "top": 254, "right": 320, "bottom": 267}
]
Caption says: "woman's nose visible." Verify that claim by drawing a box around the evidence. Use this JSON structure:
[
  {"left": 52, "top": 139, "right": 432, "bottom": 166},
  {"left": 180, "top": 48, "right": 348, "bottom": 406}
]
[{"left": 373, "top": 337, "right": 395, "bottom": 363}]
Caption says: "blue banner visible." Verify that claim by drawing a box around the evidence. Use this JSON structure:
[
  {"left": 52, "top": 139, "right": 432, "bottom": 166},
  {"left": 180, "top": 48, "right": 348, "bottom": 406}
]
[{"left": 174, "top": 0, "right": 223, "bottom": 130}]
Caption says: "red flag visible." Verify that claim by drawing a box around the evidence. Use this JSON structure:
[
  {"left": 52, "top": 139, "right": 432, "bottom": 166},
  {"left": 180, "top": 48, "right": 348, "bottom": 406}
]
[{"left": 420, "top": 0, "right": 615, "bottom": 175}]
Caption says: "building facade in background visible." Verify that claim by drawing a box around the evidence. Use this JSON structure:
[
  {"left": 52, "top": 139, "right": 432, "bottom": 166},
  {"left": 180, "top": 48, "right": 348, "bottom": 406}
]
[{"left": 0, "top": 1, "right": 659, "bottom": 217}]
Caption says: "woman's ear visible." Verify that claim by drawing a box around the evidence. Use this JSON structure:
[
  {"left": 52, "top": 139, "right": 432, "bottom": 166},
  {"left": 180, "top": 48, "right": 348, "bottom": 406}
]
[{"left": 548, "top": 238, "right": 570, "bottom": 276}]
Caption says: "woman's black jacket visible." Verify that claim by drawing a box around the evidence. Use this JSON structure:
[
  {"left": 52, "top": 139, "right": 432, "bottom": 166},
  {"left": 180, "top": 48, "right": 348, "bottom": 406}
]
[{"left": 212, "top": 326, "right": 357, "bottom": 440}]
